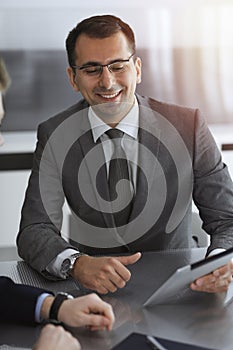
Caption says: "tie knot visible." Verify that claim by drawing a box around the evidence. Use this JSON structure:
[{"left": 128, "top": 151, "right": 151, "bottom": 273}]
[{"left": 106, "top": 129, "right": 124, "bottom": 140}]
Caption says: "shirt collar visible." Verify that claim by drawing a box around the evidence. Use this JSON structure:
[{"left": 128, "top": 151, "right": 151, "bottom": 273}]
[{"left": 88, "top": 97, "right": 139, "bottom": 143}]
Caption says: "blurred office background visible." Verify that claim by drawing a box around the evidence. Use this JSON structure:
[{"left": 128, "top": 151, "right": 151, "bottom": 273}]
[{"left": 0, "top": 0, "right": 233, "bottom": 255}]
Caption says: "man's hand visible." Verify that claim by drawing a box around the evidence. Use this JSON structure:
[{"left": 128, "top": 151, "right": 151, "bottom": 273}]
[
  {"left": 33, "top": 324, "right": 81, "bottom": 350},
  {"left": 58, "top": 293, "right": 115, "bottom": 330},
  {"left": 71, "top": 253, "right": 141, "bottom": 294},
  {"left": 190, "top": 259, "right": 233, "bottom": 293}
]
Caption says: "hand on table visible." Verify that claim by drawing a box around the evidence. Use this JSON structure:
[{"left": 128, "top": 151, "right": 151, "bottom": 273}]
[
  {"left": 71, "top": 253, "right": 141, "bottom": 294},
  {"left": 190, "top": 259, "right": 233, "bottom": 293},
  {"left": 33, "top": 324, "right": 81, "bottom": 350},
  {"left": 59, "top": 293, "right": 115, "bottom": 330}
]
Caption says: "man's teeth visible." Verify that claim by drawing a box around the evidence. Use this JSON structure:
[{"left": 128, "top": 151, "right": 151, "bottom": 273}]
[{"left": 100, "top": 92, "right": 120, "bottom": 99}]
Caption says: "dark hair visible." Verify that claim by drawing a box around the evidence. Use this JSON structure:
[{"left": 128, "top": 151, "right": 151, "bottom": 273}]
[{"left": 65, "top": 14, "right": 136, "bottom": 68}]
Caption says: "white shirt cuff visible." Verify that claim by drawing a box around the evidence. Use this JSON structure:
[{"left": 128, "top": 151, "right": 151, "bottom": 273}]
[
  {"left": 35, "top": 293, "right": 53, "bottom": 323},
  {"left": 207, "top": 248, "right": 226, "bottom": 257},
  {"left": 46, "top": 248, "right": 79, "bottom": 278}
]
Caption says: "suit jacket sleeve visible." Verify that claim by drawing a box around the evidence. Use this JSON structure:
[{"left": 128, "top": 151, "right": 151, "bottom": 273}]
[
  {"left": 192, "top": 109, "right": 233, "bottom": 254},
  {"left": 17, "top": 120, "right": 75, "bottom": 279},
  {"left": 0, "top": 276, "right": 49, "bottom": 324}
]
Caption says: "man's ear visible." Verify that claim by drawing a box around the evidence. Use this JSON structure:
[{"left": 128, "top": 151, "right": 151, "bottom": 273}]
[
  {"left": 67, "top": 67, "right": 80, "bottom": 92},
  {"left": 135, "top": 57, "right": 142, "bottom": 84}
]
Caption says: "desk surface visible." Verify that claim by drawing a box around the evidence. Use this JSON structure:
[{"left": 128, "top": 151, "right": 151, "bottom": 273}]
[{"left": 1, "top": 249, "right": 233, "bottom": 350}]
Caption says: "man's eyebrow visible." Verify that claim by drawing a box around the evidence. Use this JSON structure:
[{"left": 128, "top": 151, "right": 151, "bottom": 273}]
[{"left": 80, "top": 61, "right": 101, "bottom": 67}]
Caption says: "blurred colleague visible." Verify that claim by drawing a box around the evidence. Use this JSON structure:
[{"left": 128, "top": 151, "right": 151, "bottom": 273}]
[
  {"left": 0, "top": 276, "right": 114, "bottom": 327},
  {"left": 0, "top": 57, "right": 11, "bottom": 145},
  {"left": 17, "top": 15, "right": 233, "bottom": 296},
  {"left": 0, "top": 276, "right": 114, "bottom": 349}
]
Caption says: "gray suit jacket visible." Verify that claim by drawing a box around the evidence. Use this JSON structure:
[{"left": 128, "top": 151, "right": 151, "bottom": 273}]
[{"left": 17, "top": 95, "right": 233, "bottom": 278}]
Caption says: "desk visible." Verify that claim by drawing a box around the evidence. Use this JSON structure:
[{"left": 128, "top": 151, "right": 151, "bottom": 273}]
[{"left": 1, "top": 249, "right": 233, "bottom": 350}]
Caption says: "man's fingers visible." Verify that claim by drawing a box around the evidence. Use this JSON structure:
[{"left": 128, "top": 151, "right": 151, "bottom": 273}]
[
  {"left": 82, "top": 294, "right": 115, "bottom": 330},
  {"left": 95, "top": 284, "right": 112, "bottom": 295},
  {"left": 85, "top": 314, "right": 113, "bottom": 330},
  {"left": 115, "top": 252, "right": 141, "bottom": 266},
  {"left": 108, "top": 253, "right": 141, "bottom": 289},
  {"left": 229, "top": 258, "right": 233, "bottom": 270},
  {"left": 92, "top": 298, "right": 115, "bottom": 324},
  {"left": 190, "top": 261, "right": 233, "bottom": 293}
]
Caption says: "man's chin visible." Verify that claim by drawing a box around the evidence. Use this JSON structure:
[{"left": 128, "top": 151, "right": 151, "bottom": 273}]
[{"left": 92, "top": 101, "right": 132, "bottom": 124}]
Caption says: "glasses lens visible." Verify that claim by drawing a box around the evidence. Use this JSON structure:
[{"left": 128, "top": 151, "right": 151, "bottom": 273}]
[
  {"left": 109, "top": 61, "right": 127, "bottom": 73},
  {"left": 81, "top": 65, "right": 102, "bottom": 76}
]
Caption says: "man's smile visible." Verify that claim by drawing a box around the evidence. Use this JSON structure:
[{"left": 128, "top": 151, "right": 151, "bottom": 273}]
[{"left": 95, "top": 89, "right": 123, "bottom": 102}]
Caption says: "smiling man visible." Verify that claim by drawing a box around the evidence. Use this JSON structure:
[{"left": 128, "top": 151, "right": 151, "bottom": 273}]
[{"left": 17, "top": 15, "right": 233, "bottom": 296}]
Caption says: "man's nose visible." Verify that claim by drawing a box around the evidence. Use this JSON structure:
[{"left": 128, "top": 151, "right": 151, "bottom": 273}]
[{"left": 98, "top": 66, "right": 115, "bottom": 89}]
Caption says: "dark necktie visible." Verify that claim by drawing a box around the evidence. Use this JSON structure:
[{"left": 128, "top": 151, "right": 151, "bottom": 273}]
[{"left": 106, "top": 129, "right": 133, "bottom": 227}]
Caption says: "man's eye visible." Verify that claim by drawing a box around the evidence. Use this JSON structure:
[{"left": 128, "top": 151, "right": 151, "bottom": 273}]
[
  {"left": 110, "top": 63, "right": 125, "bottom": 71},
  {"left": 83, "top": 66, "right": 100, "bottom": 74}
]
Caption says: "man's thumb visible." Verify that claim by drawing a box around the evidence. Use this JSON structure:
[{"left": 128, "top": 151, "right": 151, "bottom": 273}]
[{"left": 116, "top": 252, "right": 141, "bottom": 266}]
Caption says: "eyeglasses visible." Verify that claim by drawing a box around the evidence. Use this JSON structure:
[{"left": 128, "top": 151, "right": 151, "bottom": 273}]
[{"left": 72, "top": 53, "right": 135, "bottom": 77}]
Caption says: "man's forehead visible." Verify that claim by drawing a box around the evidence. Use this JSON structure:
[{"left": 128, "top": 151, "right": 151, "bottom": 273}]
[{"left": 74, "top": 32, "right": 131, "bottom": 62}]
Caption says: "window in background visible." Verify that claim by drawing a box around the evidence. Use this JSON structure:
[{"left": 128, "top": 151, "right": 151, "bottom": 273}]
[{"left": 137, "top": 3, "right": 233, "bottom": 124}]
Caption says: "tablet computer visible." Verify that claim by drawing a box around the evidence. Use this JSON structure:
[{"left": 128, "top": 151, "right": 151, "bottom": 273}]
[{"left": 144, "top": 247, "right": 233, "bottom": 306}]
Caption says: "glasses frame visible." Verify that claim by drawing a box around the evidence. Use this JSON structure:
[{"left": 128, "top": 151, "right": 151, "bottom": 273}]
[{"left": 72, "top": 52, "right": 135, "bottom": 77}]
